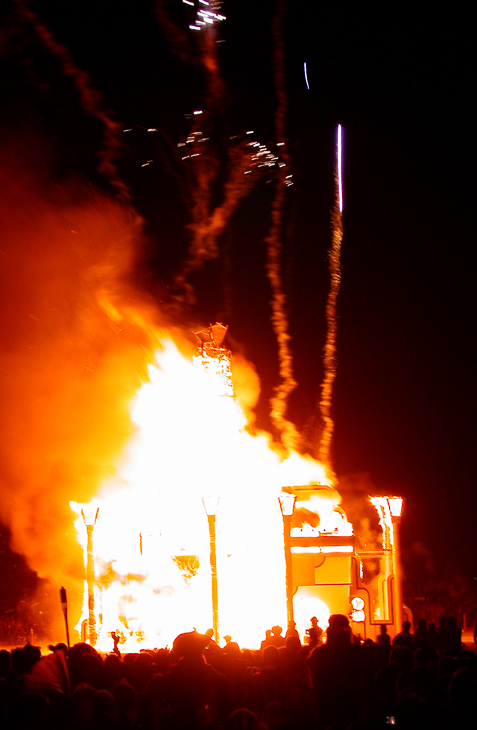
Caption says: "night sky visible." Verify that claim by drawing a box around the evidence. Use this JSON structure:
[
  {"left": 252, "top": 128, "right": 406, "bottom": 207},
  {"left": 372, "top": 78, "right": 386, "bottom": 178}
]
[{"left": 0, "top": 0, "right": 475, "bottom": 617}]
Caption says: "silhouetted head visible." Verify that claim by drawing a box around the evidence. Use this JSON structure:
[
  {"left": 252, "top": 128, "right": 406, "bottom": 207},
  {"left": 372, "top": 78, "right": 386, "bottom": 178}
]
[
  {"left": 328, "top": 614, "right": 350, "bottom": 630},
  {"left": 262, "top": 644, "right": 280, "bottom": 667},
  {"left": 326, "top": 614, "right": 351, "bottom": 645},
  {"left": 172, "top": 630, "right": 209, "bottom": 661}
]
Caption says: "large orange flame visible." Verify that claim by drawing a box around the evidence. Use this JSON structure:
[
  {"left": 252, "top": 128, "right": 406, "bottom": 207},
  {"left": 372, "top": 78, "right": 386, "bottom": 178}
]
[{"left": 71, "top": 337, "right": 339, "bottom": 650}]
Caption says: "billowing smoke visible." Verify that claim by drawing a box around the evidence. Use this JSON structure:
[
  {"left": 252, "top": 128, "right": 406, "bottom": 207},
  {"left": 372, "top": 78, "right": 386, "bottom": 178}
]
[
  {"left": 337, "top": 472, "right": 383, "bottom": 583},
  {"left": 0, "top": 139, "right": 162, "bottom": 615}
]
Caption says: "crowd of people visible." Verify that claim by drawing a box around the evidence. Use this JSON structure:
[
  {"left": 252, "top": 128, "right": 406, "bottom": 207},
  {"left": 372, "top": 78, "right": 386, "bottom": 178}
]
[{"left": 0, "top": 614, "right": 476, "bottom": 730}]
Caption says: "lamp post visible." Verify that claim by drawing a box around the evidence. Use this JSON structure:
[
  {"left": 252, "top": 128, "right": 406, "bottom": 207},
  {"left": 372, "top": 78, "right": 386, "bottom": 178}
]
[
  {"left": 202, "top": 496, "right": 220, "bottom": 643},
  {"left": 81, "top": 507, "right": 99, "bottom": 646},
  {"left": 388, "top": 497, "right": 404, "bottom": 633},
  {"left": 278, "top": 492, "right": 296, "bottom": 626}
]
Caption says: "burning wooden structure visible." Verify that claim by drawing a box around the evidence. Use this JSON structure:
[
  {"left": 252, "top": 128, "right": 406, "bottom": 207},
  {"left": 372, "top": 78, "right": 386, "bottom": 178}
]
[
  {"left": 279, "top": 485, "right": 404, "bottom": 641},
  {"left": 71, "top": 326, "right": 404, "bottom": 649}
]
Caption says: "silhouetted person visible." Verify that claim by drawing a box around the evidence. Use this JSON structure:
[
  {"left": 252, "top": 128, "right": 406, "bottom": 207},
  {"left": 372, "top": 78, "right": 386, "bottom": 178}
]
[
  {"left": 437, "top": 615, "right": 447, "bottom": 651},
  {"left": 269, "top": 626, "right": 285, "bottom": 648},
  {"left": 165, "top": 630, "right": 226, "bottom": 727},
  {"left": 204, "top": 627, "right": 221, "bottom": 658},
  {"left": 445, "top": 616, "right": 462, "bottom": 654},
  {"left": 448, "top": 666, "right": 477, "bottom": 727},
  {"left": 0, "top": 649, "right": 10, "bottom": 679},
  {"left": 279, "top": 635, "right": 304, "bottom": 677},
  {"left": 261, "top": 630, "right": 273, "bottom": 649},
  {"left": 393, "top": 620, "right": 413, "bottom": 647},
  {"left": 262, "top": 644, "right": 280, "bottom": 669},
  {"left": 284, "top": 621, "right": 299, "bottom": 640},
  {"left": 427, "top": 621, "right": 439, "bottom": 649},
  {"left": 305, "top": 617, "right": 323, "bottom": 648},
  {"left": 110, "top": 631, "right": 121, "bottom": 657},
  {"left": 377, "top": 624, "right": 391, "bottom": 646},
  {"left": 307, "top": 614, "right": 364, "bottom": 727},
  {"left": 223, "top": 635, "right": 240, "bottom": 656},
  {"left": 414, "top": 618, "right": 428, "bottom": 644}
]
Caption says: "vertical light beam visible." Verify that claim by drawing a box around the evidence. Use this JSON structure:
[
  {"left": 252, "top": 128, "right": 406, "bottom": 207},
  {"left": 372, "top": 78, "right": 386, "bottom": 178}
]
[{"left": 338, "top": 124, "right": 343, "bottom": 212}]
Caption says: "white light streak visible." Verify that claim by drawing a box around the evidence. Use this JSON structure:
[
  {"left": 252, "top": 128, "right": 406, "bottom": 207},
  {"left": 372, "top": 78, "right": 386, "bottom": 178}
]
[
  {"left": 304, "top": 61, "right": 309, "bottom": 90},
  {"left": 186, "top": 0, "right": 226, "bottom": 32},
  {"left": 338, "top": 124, "right": 343, "bottom": 212}
]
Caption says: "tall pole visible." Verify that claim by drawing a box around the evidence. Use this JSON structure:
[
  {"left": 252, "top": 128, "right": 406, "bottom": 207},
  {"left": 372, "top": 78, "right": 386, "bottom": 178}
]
[
  {"left": 283, "top": 512, "right": 294, "bottom": 625},
  {"left": 203, "top": 496, "right": 219, "bottom": 644},
  {"left": 81, "top": 507, "right": 99, "bottom": 646},
  {"left": 392, "top": 514, "right": 404, "bottom": 632},
  {"left": 279, "top": 492, "right": 296, "bottom": 626},
  {"left": 208, "top": 513, "right": 219, "bottom": 643}
]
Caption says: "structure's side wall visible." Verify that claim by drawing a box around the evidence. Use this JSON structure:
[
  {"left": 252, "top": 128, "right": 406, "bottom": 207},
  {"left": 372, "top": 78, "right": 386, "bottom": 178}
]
[{"left": 292, "top": 554, "right": 352, "bottom": 587}]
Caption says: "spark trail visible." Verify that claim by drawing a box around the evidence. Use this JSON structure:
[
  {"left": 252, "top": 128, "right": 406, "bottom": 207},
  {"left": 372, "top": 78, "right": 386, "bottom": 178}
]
[
  {"left": 318, "top": 124, "right": 344, "bottom": 471},
  {"left": 158, "top": 2, "right": 290, "bottom": 315},
  {"left": 265, "top": 0, "right": 299, "bottom": 452},
  {"left": 14, "top": 0, "right": 129, "bottom": 201},
  {"left": 154, "top": 0, "right": 233, "bottom": 302}
]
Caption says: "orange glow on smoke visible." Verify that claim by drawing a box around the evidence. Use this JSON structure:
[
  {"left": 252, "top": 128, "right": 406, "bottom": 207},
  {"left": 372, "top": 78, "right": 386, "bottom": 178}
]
[{"left": 70, "top": 337, "right": 345, "bottom": 651}]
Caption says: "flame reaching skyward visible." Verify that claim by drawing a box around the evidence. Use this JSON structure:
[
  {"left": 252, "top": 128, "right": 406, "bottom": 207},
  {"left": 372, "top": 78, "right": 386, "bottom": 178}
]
[
  {"left": 69, "top": 336, "right": 332, "bottom": 649},
  {"left": 318, "top": 125, "right": 344, "bottom": 469}
]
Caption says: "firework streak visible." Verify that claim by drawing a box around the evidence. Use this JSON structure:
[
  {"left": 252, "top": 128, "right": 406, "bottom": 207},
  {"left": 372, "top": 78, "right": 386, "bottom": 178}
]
[
  {"left": 265, "top": 0, "right": 299, "bottom": 452},
  {"left": 318, "top": 125, "right": 343, "bottom": 471}
]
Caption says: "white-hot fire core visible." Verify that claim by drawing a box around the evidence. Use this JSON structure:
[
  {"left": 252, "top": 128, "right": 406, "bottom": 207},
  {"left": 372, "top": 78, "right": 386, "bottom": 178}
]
[{"left": 71, "top": 338, "right": 349, "bottom": 651}]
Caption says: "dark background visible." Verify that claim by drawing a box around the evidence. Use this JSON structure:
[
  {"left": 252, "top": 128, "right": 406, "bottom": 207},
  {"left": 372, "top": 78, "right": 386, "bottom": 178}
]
[{"left": 1, "top": 1, "right": 475, "bottom": 620}]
